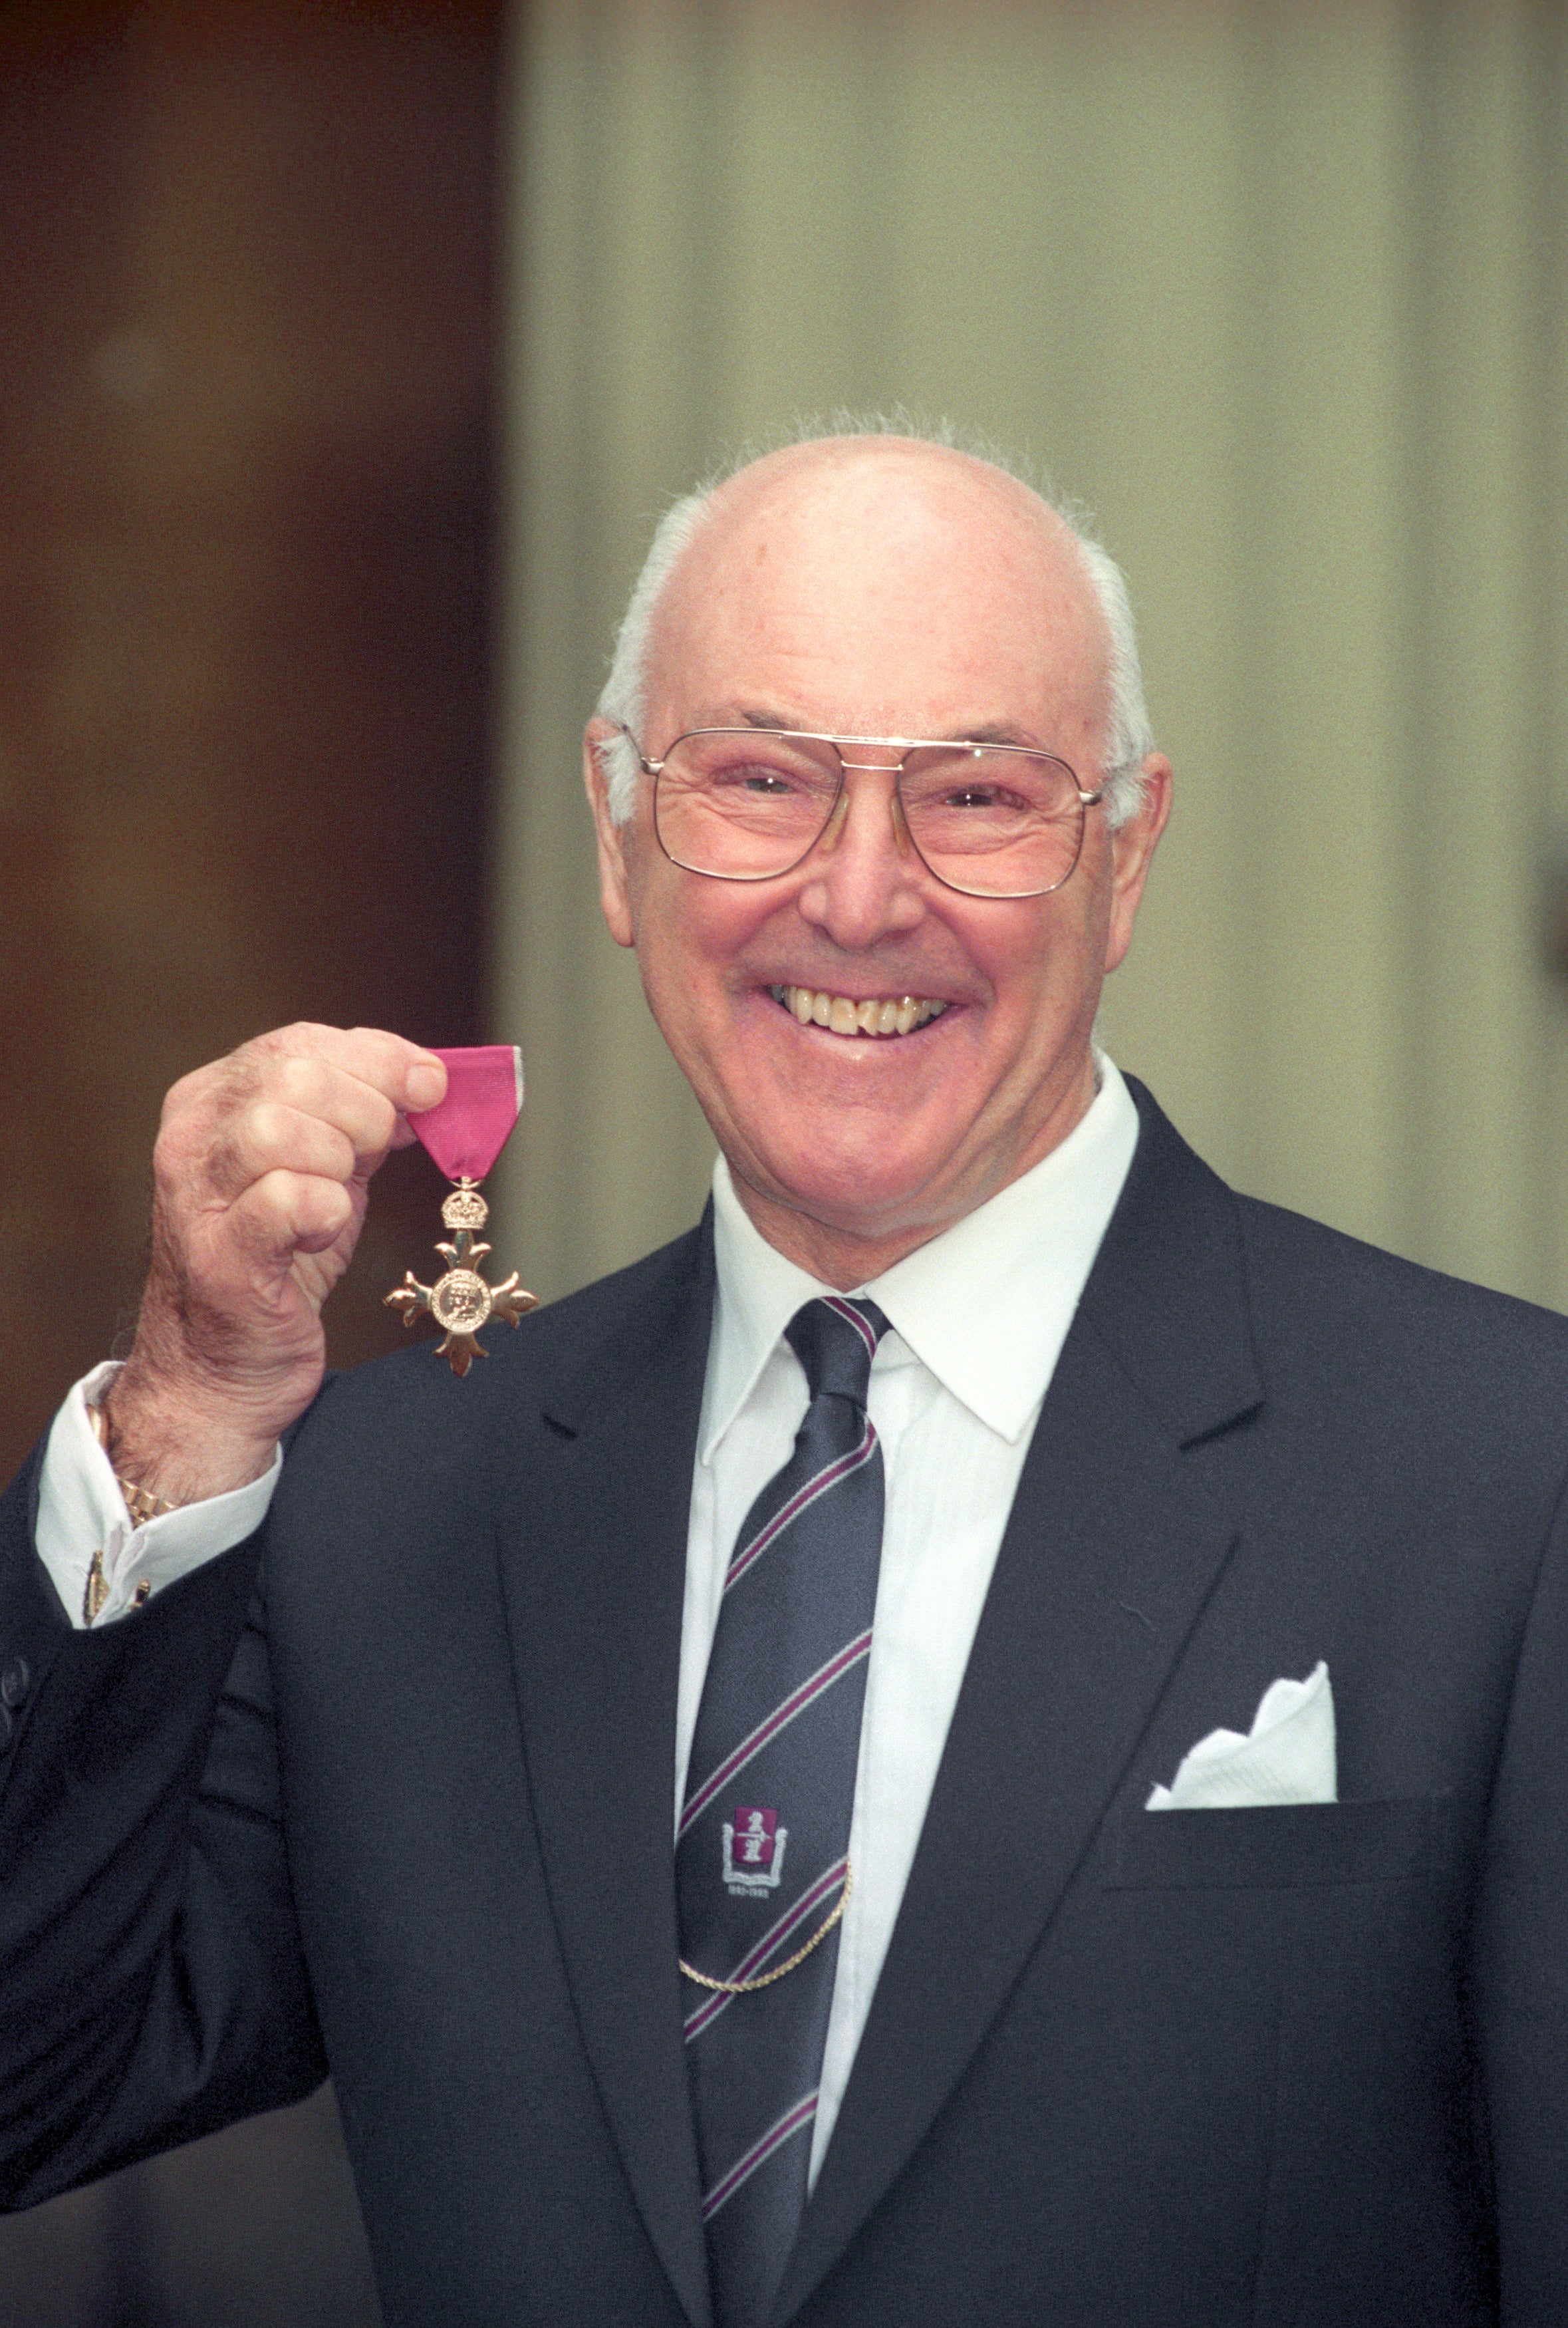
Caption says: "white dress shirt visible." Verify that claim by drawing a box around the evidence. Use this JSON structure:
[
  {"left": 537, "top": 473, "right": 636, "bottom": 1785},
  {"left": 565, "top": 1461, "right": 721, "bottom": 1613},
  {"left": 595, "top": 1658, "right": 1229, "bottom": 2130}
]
[{"left": 33, "top": 1059, "right": 1138, "bottom": 2183}]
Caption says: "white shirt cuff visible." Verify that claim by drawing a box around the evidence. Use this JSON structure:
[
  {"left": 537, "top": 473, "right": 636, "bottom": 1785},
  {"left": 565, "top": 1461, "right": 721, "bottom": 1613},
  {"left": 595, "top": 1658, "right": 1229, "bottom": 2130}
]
[{"left": 35, "top": 1362, "right": 282, "bottom": 1628}]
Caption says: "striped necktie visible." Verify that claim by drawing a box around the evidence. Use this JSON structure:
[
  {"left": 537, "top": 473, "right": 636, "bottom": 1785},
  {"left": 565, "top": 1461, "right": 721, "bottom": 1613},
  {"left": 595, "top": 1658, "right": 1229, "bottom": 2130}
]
[{"left": 676, "top": 1294, "right": 890, "bottom": 2328}]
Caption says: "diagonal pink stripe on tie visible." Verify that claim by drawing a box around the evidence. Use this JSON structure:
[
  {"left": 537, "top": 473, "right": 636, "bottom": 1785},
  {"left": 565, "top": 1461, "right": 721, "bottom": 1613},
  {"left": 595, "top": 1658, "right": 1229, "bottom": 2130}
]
[
  {"left": 702, "top": 2091, "right": 820, "bottom": 2222},
  {"left": 822, "top": 1294, "right": 880, "bottom": 1360},
  {"left": 684, "top": 1859, "right": 850, "bottom": 2043},
  {"left": 678, "top": 1632, "right": 874, "bottom": 1840},
  {"left": 723, "top": 1419, "right": 877, "bottom": 1593}
]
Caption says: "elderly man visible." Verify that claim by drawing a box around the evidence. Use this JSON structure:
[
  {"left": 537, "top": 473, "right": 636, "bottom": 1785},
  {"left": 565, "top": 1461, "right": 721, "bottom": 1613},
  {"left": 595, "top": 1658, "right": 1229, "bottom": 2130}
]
[{"left": 3, "top": 432, "right": 1567, "bottom": 2328}]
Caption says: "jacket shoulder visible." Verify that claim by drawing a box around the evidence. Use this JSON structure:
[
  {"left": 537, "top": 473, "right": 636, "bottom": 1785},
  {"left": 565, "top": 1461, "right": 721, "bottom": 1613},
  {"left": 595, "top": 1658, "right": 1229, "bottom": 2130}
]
[
  {"left": 1222, "top": 1188, "right": 1568, "bottom": 1505},
  {"left": 1234, "top": 1186, "right": 1568, "bottom": 1358},
  {"left": 1124, "top": 1072, "right": 1568, "bottom": 1363},
  {"left": 1114, "top": 1079, "right": 1568, "bottom": 1460}
]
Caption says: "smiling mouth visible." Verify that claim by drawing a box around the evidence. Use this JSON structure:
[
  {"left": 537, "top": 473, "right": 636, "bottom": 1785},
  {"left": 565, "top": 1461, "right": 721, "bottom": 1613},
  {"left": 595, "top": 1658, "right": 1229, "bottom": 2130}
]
[{"left": 768, "top": 984, "right": 951, "bottom": 1038}]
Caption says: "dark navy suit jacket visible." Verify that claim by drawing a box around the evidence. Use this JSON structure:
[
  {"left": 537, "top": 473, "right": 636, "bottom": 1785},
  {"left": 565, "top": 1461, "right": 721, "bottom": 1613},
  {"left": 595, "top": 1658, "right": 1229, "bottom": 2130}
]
[{"left": 3, "top": 1084, "right": 1568, "bottom": 2325}]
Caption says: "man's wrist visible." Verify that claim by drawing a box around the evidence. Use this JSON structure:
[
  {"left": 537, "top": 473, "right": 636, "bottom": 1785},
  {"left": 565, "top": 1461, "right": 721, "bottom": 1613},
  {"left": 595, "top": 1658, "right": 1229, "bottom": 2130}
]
[
  {"left": 88, "top": 1401, "right": 182, "bottom": 1525},
  {"left": 101, "top": 1365, "right": 285, "bottom": 1508}
]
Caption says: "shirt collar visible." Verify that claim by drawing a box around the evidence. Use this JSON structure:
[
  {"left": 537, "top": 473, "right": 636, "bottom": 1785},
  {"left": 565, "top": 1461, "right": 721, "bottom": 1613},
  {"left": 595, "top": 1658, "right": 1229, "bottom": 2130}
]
[{"left": 702, "top": 1055, "right": 1140, "bottom": 1456}]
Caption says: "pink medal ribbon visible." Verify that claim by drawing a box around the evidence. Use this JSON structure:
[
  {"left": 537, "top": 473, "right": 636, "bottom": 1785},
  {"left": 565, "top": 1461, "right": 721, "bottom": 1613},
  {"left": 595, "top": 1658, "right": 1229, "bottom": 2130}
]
[
  {"left": 407, "top": 1045, "right": 525, "bottom": 1183},
  {"left": 386, "top": 1044, "right": 537, "bottom": 1378}
]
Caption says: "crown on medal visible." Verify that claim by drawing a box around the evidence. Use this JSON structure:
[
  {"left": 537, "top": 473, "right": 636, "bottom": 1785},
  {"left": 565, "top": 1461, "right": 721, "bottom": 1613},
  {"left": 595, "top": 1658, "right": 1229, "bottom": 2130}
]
[{"left": 441, "top": 1179, "right": 489, "bottom": 1232}]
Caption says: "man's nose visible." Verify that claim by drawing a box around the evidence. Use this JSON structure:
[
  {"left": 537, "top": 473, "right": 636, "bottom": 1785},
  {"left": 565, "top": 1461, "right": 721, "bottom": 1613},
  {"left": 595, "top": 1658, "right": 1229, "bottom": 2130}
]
[{"left": 793, "top": 762, "right": 927, "bottom": 947}]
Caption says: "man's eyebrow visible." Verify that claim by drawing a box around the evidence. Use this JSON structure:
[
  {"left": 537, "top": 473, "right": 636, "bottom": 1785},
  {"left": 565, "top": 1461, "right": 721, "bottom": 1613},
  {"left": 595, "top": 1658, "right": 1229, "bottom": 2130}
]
[
  {"left": 950, "top": 722, "right": 1041, "bottom": 749},
  {"left": 735, "top": 710, "right": 1046, "bottom": 750}
]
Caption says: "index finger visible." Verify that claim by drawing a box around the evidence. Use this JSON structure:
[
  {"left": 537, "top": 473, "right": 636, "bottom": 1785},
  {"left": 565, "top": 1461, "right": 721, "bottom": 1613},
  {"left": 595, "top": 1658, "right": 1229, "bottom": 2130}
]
[
  {"left": 270, "top": 1024, "right": 447, "bottom": 1117},
  {"left": 222, "top": 1026, "right": 445, "bottom": 1175}
]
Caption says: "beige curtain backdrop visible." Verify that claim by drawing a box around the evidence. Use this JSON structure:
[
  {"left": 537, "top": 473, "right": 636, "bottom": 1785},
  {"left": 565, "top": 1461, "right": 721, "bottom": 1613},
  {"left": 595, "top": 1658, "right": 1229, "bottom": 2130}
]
[{"left": 491, "top": 0, "right": 1568, "bottom": 1313}]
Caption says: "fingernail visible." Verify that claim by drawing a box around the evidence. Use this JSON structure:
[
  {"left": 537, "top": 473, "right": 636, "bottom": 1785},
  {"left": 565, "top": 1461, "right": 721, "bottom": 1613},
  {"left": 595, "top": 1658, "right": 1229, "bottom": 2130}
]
[{"left": 407, "top": 1062, "right": 444, "bottom": 1110}]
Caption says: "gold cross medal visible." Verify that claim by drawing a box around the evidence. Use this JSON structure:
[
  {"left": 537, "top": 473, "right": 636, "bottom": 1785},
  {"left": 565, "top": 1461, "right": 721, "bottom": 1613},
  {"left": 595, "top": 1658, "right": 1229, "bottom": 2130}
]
[{"left": 386, "top": 1044, "right": 537, "bottom": 1376}]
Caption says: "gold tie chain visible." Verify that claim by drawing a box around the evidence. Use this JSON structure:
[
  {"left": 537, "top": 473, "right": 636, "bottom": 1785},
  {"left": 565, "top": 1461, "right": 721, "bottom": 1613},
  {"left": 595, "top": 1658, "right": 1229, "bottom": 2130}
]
[{"left": 678, "top": 1860, "right": 852, "bottom": 1994}]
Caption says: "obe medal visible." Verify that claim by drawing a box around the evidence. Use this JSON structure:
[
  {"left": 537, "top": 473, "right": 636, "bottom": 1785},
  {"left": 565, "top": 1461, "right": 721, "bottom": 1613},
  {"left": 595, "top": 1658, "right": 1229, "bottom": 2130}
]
[{"left": 386, "top": 1044, "right": 537, "bottom": 1378}]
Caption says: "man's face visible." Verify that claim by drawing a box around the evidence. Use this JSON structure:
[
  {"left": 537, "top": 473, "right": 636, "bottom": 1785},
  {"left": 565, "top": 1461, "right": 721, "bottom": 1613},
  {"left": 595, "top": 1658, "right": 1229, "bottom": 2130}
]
[{"left": 586, "top": 440, "right": 1170, "bottom": 1281}]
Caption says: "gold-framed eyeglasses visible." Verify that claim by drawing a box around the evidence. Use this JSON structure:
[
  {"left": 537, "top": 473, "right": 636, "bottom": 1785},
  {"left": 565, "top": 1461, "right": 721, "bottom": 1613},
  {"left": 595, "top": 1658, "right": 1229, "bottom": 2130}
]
[{"left": 624, "top": 726, "right": 1107, "bottom": 901}]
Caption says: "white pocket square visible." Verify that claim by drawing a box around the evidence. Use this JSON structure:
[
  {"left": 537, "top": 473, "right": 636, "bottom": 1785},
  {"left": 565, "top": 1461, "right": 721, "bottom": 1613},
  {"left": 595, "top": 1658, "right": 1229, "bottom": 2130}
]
[{"left": 1146, "top": 1662, "right": 1336, "bottom": 1810}]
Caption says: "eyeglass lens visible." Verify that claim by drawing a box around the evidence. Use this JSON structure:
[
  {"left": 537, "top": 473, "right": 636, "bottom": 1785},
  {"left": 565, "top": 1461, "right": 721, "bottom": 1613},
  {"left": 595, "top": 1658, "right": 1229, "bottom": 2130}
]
[{"left": 652, "top": 731, "right": 1088, "bottom": 897}]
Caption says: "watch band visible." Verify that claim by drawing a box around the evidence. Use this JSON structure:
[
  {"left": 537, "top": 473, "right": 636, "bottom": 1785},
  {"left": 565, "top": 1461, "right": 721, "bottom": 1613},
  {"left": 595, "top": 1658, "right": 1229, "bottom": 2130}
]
[
  {"left": 84, "top": 1401, "right": 165, "bottom": 1622},
  {"left": 89, "top": 1400, "right": 179, "bottom": 1525}
]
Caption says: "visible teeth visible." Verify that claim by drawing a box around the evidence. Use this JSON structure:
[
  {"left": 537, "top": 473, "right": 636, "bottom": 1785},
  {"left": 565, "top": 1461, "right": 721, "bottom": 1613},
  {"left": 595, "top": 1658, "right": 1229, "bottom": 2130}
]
[{"left": 775, "top": 984, "right": 950, "bottom": 1037}]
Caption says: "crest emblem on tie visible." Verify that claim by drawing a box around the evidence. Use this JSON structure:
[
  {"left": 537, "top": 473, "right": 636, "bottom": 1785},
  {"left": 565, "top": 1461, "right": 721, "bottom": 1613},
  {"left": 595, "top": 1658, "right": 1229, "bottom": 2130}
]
[{"left": 722, "top": 1807, "right": 788, "bottom": 1894}]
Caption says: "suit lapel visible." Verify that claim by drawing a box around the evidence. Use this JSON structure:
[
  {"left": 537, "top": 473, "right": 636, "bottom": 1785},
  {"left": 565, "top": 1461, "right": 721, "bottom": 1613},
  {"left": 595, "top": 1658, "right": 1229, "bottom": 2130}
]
[
  {"left": 775, "top": 1090, "right": 1265, "bottom": 2320},
  {"left": 495, "top": 1224, "right": 718, "bottom": 2328}
]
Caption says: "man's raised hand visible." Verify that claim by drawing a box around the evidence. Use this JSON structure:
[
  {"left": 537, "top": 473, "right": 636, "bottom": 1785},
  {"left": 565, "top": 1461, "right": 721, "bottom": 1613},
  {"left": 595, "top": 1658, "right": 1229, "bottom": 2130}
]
[{"left": 102, "top": 1026, "right": 446, "bottom": 1507}]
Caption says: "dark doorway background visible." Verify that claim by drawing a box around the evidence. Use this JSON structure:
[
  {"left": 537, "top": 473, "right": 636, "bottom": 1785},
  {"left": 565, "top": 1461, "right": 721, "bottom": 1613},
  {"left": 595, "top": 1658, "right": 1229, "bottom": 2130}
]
[{"left": 0, "top": 0, "right": 502, "bottom": 2317}]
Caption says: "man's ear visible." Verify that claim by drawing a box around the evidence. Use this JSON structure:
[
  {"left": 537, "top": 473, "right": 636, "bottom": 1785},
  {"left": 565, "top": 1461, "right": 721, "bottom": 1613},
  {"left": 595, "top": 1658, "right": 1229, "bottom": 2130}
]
[
  {"left": 583, "top": 719, "right": 636, "bottom": 949},
  {"left": 1103, "top": 753, "right": 1172, "bottom": 975}
]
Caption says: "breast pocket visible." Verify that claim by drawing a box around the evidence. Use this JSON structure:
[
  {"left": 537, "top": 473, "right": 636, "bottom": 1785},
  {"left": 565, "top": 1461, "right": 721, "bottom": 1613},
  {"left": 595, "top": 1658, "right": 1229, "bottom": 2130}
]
[{"left": 1102, "top": 1796, "right": 1455, "bottom": 1890}]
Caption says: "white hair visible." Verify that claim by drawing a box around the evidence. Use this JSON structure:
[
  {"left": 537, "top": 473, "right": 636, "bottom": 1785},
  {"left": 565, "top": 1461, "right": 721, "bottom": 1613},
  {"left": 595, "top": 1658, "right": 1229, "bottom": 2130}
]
[{"left": 592, "top": 416, "right": 1156, "bottom": 829}]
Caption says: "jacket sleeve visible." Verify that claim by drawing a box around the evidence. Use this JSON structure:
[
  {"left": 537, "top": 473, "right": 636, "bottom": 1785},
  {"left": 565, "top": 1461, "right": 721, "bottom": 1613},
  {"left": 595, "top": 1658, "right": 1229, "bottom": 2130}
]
[
  {"left": 0, "top": 1443, "right": 326, "bottom": 2209},
  {"left": 1473, "top": 1464, "right": 1568, "bottom": 2322}
]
